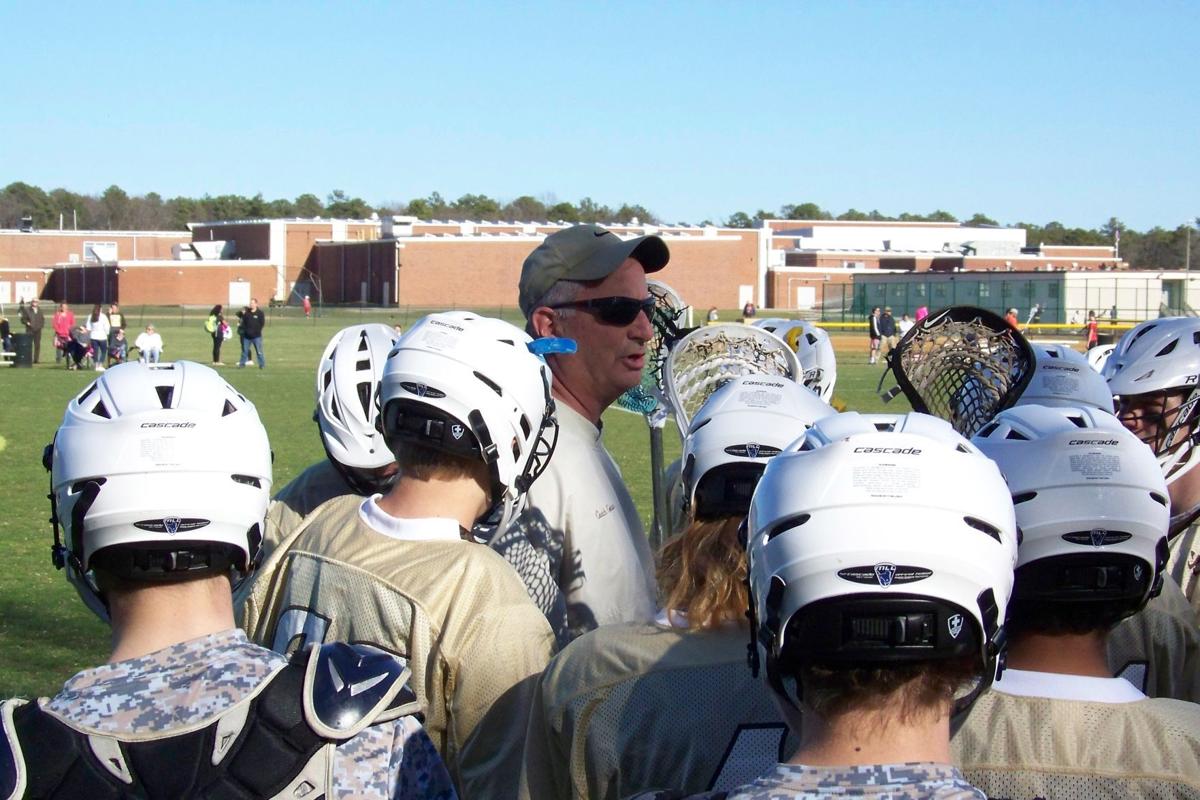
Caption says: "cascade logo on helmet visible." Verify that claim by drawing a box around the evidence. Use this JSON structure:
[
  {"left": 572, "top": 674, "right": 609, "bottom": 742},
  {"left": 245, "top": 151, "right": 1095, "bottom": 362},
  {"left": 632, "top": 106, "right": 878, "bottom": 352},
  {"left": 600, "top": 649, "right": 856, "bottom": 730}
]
[
  {"left": 837, "top": 563, "right": 934, "bottom": 586},
  {"left": 852, "top": 446, "right": 923, "bottom": 455},
  {"left": 1068, "top": 439, "right": 1120, "bottom": 446},
  {"left": 140, "top": 422, "right": 196, "bottom": 429},
  {"left": 449, "top": 424, "right": 466, "bottom": 440},
  {"left": 428, "top": 319, "right": 465, "bottom": 333},
  {"left": 1041, "top": 364, "right": 1080, "bottom": 373},
  {"left": 947, "top": 614, "right": 964, "bottom": 639},
  {"left": 742, "top": 379, "right": 785, "bottom": 388},
  {"left": 724, "top": 443, "right": 781, "bottom": 458},
  {"left": 133, "top": 517, "right": 211, "bottom": 533},
  {"left": 400, "top": 381, "right": 445, "bottom": 399}
]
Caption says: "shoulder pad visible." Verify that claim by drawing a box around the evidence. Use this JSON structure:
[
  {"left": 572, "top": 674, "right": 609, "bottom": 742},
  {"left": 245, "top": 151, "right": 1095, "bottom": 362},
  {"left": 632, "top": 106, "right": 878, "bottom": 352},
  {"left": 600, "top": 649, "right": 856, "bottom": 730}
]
[
  {"left": 301, "top": 642, "right": 420, "bottom": 739},
  {"left": 0, "top": 700, "right": 27, "bottom": 800}
]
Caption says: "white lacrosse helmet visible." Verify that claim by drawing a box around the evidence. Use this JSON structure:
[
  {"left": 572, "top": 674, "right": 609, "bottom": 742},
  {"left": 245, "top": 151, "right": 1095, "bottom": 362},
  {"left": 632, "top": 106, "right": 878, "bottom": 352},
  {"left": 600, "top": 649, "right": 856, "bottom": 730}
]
[
  {"left": 1014, "top": 344, "right": 1114, "bottom": 413},
  {"left": 379, "top": 312, "right": 558, "bottom": 535},
  {"left": 1103, "top": 317, "right": 1200, "bottom": 484},
  {"left": 46, "top": 361, "right": 272, "bottom": 622},
  {"left": 973, "top": 404, "right": 1168, "bottom": 624},
  {"left": 315, "top": 324, "right": 400, "bottom": 494},
  {"left": 682, "top": 375, "right": 834, "bottom": 519},
  {"left": 1087, "top": 343, "right": 1116, "bottom": 373},
  {"left": 746, "top": 412, "right": 1016, "bottom": 711},
  {"left": 751, "top": 318, "right": 838, "bottom": 401}
]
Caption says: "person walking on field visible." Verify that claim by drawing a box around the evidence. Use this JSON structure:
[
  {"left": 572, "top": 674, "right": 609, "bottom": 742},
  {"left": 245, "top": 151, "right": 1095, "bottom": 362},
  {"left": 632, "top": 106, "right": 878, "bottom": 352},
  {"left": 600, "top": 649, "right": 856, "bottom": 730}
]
[
  {"left": 303, "top": 294, "right": 312, "bottom": 318},
  {"left": 1087, "top": 311, "right": 1100, "bottom": 348},
  {"left": 85, "top": 304, "right": 110, "bottom": 371},
  {"left": 867, "top": 306, "right": 882, "bottom": 365},
  {"left": 237, "top": 298, "right": 266, "bottom": 369},
  {"left": 19, "top": 298, "right": 45, "bottom": 363}
]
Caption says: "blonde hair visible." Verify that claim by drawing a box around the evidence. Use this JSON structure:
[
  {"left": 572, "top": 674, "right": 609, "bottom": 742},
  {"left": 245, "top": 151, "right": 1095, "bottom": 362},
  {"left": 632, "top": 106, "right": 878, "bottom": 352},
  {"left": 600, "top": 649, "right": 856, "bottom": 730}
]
[{"left": 656, "top": 516, "right": 747, "bottom": 630}]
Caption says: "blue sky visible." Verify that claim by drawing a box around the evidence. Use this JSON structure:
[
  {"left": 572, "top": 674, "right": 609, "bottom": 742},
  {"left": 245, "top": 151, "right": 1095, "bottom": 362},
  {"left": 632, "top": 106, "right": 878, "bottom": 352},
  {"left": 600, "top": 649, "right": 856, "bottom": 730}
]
[{"left": 1, "top": 1, "right": 1195, "bottom": 230}]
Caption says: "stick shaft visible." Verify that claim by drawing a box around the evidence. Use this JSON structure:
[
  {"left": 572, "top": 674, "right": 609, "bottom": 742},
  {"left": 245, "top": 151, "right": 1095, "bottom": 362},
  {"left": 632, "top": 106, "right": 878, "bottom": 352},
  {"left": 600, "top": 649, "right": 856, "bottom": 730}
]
[{"left": 649, "top": 424, "right": 667, "bottom": 553}]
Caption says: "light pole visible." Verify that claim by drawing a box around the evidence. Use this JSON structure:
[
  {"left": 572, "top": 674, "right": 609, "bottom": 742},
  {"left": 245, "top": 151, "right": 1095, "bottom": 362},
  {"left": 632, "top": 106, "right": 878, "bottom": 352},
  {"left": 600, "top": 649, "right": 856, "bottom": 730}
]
[{"left": 1186, "top": 219, "right": 1193, "bottom": 274}]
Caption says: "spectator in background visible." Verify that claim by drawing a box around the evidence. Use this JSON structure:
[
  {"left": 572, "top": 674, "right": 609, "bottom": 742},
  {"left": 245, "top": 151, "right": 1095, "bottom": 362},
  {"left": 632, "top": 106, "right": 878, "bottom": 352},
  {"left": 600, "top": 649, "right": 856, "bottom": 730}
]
[
  {"left": 741, "top": 301, "right": 757, "bottom": 320},
  {"left": 66, "top": 324, "right": 90, "bottom": 370},
  {"left": 135, "top": 324, "right": 164, "bottom": 363},
  {"left": 52, "top": 302, "right": 74, "bottom": 364},
  {"left": 1087, "top": 310, "right": 1100, "bottom": 348},
  {"left": 109, "top": 328, "right": 128, "bottom": 364},
  {"left": 206, "top": 304, "right": 226, "bottom": 365},
  {"left": 19, "top": 298, "right": 46, "bottom": 363},
  {"left": 1005, "top": 307, "right": 1020, "bottom": 330},
  {"left": 868, "top": 306, "right": 882, "bottom": 365},
  {"left": 879, "top": 306, "right": 898, "bottom": 356},
  {"left": 706, "top": 306, "right": 719, "bottom": 324},
  {"left": 86, "top": 304, "right": 110, "bottom": 371},
  {"left": 237, "top": 298, "right": 266, "bottom": 369},
  {"left": 898, "top": 312, "right": 915, "bottom": 337},
  {"left": 303, "top": 294, "right": 312, "bottom": 318},
  {"left": 0, "top": 315, "right": 11, "bottom": 351}
]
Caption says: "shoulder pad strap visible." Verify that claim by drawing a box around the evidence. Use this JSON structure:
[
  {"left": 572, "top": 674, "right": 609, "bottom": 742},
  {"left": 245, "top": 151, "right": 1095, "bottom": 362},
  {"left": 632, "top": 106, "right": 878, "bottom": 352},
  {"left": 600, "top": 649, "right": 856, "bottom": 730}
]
[
  {"left": 301, "top": 642, "right": 419, "bottom": 739},
  {"left": 0, "top": 700, "right": 27, "bottom": 800}
]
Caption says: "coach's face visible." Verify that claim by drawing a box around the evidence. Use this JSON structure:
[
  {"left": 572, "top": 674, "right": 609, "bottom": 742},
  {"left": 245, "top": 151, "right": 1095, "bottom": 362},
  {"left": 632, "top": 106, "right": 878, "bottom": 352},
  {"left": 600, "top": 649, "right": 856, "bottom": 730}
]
[{"left": 540, "top": 258, "right": 652, "bottom": 424}]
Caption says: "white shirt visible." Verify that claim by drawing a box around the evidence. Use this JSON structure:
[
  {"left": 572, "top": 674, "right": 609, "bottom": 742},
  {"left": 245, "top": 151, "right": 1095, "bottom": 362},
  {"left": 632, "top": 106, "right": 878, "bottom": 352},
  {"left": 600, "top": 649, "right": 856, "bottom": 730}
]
[
  {"left": 86, "top": 313, "right": 110, "bottom": 341},
  {"left": 992, "top": 666, "right": 1146, "bottom": 703},
  {"left": 358, "top": 496, "right": 463, "bottom": 543},
  {"left": 135, "top": 331, "right": 163, "bottom": 352}
]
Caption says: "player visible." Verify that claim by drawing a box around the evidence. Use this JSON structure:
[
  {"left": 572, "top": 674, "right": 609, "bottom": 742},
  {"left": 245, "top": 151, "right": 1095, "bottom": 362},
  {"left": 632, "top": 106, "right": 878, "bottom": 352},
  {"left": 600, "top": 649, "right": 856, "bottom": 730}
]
[
  {"left": 635, "top": 412, "right": 1018, "bottom": 800},
  {"left": 960, "top": 404, "right": 1200, "bottom": 796},
  {"left": 261, "top": 323, "right": 400, "bottom": 563},
  {"left": 1104, "top": 317, "right": 1200, "bottom": 614},
  {"left": 0, "top": 361, "right": 454, "bottom": 799},
  {"left": 241, "top": 312, "right": 559, "bottom": 799},
  {"left": 521, "top": 376, "right": 834, "bottom": 800}
]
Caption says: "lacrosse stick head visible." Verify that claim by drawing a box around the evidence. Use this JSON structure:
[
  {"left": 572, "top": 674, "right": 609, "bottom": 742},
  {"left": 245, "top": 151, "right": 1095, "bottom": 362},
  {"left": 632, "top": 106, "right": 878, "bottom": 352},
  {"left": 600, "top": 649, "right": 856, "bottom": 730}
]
[
  {"left": 617, "top": 279, "right": 691, "bottom": 424},
  {"left": 887, "top": 306, "right": 1036, "bottom": 438},
  {"left": 664, "top": 323, "right": 801, "bottom": 440}
]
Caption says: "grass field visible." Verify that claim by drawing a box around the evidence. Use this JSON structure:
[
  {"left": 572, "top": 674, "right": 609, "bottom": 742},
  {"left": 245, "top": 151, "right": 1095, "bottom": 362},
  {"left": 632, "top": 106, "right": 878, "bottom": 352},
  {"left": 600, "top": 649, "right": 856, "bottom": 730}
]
[{"left": 0, "top": 308, "right": 908, "bottom": 699}]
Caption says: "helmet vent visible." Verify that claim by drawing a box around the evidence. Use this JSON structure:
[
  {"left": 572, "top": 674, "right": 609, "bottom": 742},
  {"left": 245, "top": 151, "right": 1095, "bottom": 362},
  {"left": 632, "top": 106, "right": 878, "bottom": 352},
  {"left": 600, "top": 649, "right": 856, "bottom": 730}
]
[
  {"left": 329, "top": 397, "right": 341, "bottom": 422},
  {"left": 70, "top": 477, "right": 107, "bottom": 493},
  {"left": 78, "top": 384, "right": 98, "bottom": 404},
  {"left": 356, "top": 359, "right": 370, "bottom": 372},
  {"left": 964, "top": 516, "right": 1002, "bottom": 542},
  {"left": 222, "top": 399, "right": 238, "bottom": 417},
  {"left": 767, "top": 513, "right": 810, "bottom": 541},
  {"left": 977, "top": 421, "right": 999, "bottom": 437},
  {"left": 474, "top": 370, "right": 503, "bottom": 397},
  {"left": 322, "top": 371, "right": 333, "bottom": 391},
  {"left": 956, "top": 443, "right": 971, "bottom": 453},
  {"left": 873, "top": 421, "right": 896, "bottom": 432},
  {"left": 356, "top": 382, "right": 372, "bottom": 418},
  {"left": 155, "top": 385, "right": 174, "bottom": 409},
  {"left": 92, "top": 401, "right": 111, "bottom": 419},
  {"left": 1067, "top": 414, "right": 1087, "bottom": 428},
  {"left": 1156, "top": 339, "right": 1179, "bottom": 357},
  {"left": 1012, "top": 491, "right": 1038, "bottom": 505},
  {"left": 1004, "top": 429, "right": 1028, "bottom": 441},
  {"left": 1150, "top": 492, "right": 1168, "bottom": 507},
  {"left": 520, "top": 415, "right": 532, "bottom": 438},
  {"left": 1194, "top": 331, "right": 1200, "bottom": 345},
  {"left": 231, "top": 474, "right": 261, "bottom": 488},
  {"left": 357, "top": 335, "right": 370, "bottom": 352},
  {"left": 1131, "top": 324, "right": 1156, "bottom": 344},
  {"left": 806, "top": 333, "right": 817, "bottom": 345}
]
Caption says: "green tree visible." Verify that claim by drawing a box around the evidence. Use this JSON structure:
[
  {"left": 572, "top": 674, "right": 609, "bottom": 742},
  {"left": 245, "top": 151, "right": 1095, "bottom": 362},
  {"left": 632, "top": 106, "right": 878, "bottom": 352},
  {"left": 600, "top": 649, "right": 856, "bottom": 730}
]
[
  {"left": 614, "top": 203, "right": 655, "bottom": 224},
  {"left": 99, "top": 185, "right": 131, "bottom": 229},
  {"left": 325, "top": 189, "right": 372, "bottom": 218},
  {"left": 782, "top": 202, "right": 830, "bottom": 220},
  {"left": 503, "top": 195, "right": 547, "bottom": 221},
  {"left": 451, "top": 193, "right": 501, "bottom": 220},
  {"left": 725, "top": 211, "right": 754, "bottom": 228},
  {"left": 548, "top": 202, "right": 580, "bottom": 222},
  {"left": 0, "top": 181, "right": 55, "bottom": 228},
  {"left": 294, "top": 193, "right": 323, "bottom": 217},
  {"left": 965, "top": 212, "right": 998, "bottom": 227},
  {"left": 837, "top": 208, "right": 871, "bottom": 221}
]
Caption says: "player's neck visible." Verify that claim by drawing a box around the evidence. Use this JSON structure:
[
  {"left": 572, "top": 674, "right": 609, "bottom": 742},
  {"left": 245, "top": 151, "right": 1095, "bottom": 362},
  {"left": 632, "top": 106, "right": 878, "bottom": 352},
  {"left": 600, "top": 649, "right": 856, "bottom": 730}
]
[
  {"left": 1168, "top": 458, "right": 1200, "bottom": 534},
  {"left": 1006, "top": 630, "right": 1111, "bottom": 677},
  {"left": 791, "top": 705, "right": 952, "bottom": 767},
  {"left": 377, "top": 473, "right": 489, "bottom": 533},
  {"left": 107, "top": 575, "right": 237, "bottom": 663}
]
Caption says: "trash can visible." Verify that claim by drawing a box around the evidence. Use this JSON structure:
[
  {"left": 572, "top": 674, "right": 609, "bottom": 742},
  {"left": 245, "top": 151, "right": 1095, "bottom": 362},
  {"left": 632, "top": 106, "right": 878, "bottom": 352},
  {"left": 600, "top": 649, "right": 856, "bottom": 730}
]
[
  {"left": 1097, "top": 332, "right": 1116, "bottom": 346},
  {"left": 11, "top": 333, "right": 33, "bottom": 367}
]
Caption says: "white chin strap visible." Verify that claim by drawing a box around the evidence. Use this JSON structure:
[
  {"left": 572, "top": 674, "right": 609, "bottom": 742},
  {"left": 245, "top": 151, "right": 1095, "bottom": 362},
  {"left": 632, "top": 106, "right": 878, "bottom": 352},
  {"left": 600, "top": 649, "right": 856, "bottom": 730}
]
[{"left": 1161, "top": 439, "right": 1198, "bottom": 486}]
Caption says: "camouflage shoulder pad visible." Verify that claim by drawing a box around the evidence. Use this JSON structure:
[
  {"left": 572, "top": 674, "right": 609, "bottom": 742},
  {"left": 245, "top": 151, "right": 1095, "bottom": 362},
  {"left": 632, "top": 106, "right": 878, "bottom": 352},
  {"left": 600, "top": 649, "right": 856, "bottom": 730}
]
[
  {"left": 0, "top": 699, "right": 28, "bottom": 800},
  {"left": 300, "top": 642, "right": 420, "bottom": 740}
]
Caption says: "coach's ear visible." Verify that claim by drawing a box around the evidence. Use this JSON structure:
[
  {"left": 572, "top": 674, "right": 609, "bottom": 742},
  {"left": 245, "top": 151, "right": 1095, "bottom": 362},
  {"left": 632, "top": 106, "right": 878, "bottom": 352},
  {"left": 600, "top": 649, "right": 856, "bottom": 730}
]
[{"left": 529, "top": 306, "right": 559, "bottom": 339}]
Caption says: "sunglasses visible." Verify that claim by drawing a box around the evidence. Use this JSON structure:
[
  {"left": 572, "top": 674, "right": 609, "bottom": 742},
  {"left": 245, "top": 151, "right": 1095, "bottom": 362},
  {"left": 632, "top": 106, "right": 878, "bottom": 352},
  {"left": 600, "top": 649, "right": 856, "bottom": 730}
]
[{"left": 549, "top": 296, "right": 655, "bottom": 326}]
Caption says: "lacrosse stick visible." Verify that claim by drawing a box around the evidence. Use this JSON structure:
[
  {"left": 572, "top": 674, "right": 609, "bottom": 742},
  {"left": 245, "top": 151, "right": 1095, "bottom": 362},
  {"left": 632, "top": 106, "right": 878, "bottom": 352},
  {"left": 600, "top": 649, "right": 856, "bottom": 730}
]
[
  {"left": 616, "top": 279, "right": 692, "bottom": 550},
  {"left": 665, "top": 323, "right": 802, "bottom": 442},
  {"left": 880, "top": 305, "right": 1036, "bottom": 438}
]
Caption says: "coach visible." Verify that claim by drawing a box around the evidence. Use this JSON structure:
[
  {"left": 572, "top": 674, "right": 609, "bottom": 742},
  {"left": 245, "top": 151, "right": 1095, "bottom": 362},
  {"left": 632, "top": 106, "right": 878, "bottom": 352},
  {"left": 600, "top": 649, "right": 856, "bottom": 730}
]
[{"left": 517, "top": 224, "right": 669, "bottom": 638}]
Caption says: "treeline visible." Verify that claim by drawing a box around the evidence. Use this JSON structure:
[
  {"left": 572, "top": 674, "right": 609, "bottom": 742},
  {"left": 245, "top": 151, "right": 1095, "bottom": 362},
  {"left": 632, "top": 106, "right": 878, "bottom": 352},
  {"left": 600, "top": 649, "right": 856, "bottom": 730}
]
[{"left": 1, "top": 182, "right": 1193, "bottom": 270}]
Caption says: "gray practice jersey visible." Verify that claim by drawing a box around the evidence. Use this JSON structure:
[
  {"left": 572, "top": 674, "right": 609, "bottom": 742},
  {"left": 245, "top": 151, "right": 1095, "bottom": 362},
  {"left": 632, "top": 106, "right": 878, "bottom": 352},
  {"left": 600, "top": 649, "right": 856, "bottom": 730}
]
[
  {"left": 3, "top": 629, "right": 456, "bottom": 799},
  {"left": 631, "top": 763, "right": 985, "bottom": 800},
  {"left": 1107, "top": 575, "right": 1200, "bottom": 701}
]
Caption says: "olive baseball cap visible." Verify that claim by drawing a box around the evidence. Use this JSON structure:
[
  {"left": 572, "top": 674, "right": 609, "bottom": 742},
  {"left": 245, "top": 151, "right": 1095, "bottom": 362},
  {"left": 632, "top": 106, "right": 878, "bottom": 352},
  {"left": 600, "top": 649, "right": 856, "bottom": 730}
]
[{"left": 519, "top": 224, "right": 669, "bottom": 318}]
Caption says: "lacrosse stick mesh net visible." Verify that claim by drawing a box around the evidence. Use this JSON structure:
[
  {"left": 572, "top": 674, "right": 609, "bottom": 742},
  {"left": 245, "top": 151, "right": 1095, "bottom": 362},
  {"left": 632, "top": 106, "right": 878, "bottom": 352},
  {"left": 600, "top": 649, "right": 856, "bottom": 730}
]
[
  {"left": 891, "top": 308, "right": 1034, "bottom": 437},
  {"left": 617, "top": 280, "right": 690, "bottom": 419},
  {"left": 667, "top": 325, "right": 799, "bottom": 434}
]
